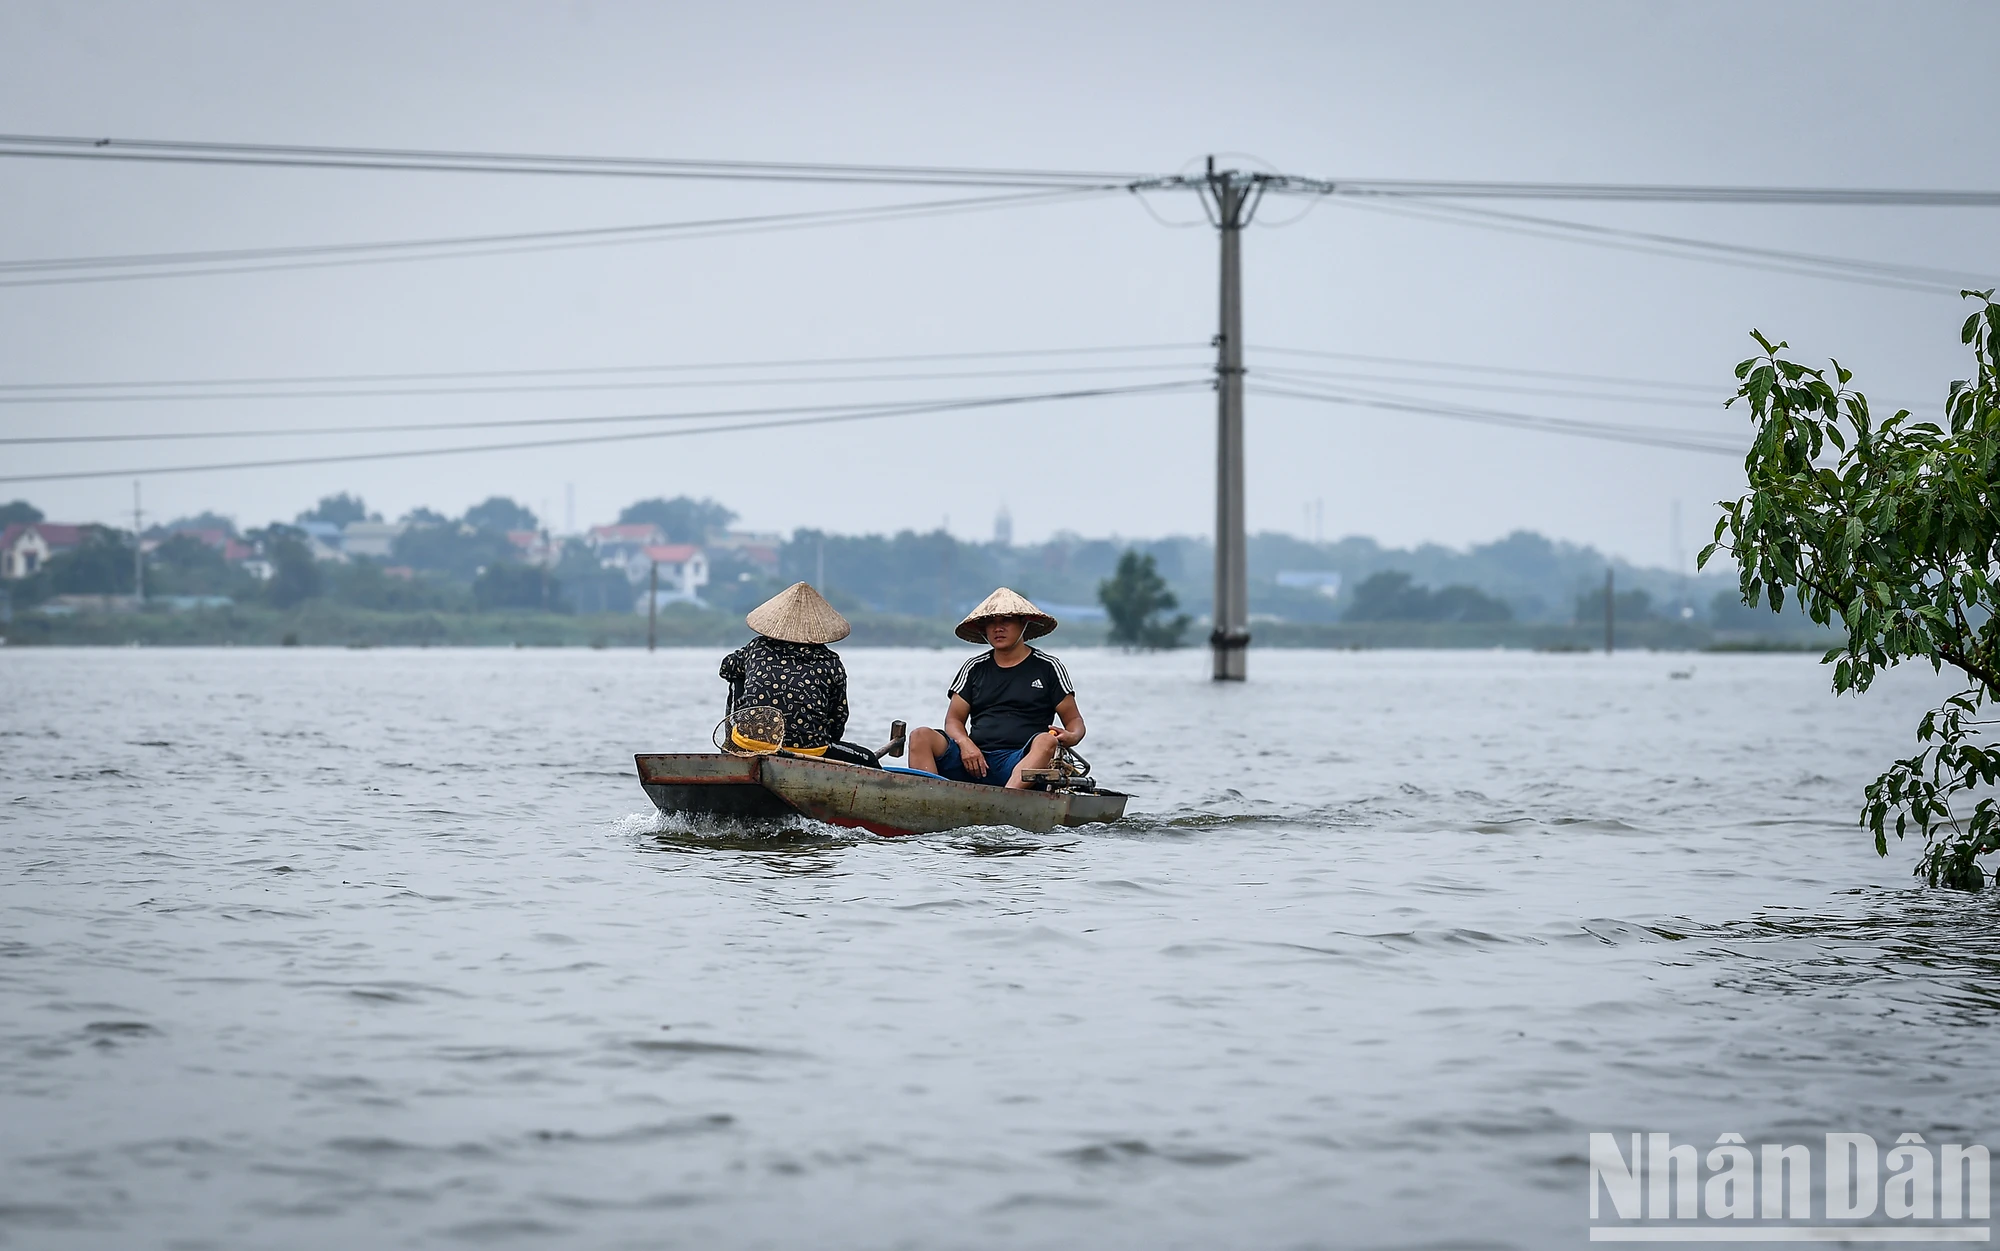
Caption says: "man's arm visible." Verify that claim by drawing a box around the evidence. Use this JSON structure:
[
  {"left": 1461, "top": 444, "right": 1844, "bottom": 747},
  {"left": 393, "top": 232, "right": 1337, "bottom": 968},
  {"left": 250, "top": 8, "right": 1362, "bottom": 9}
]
[
  {"left": 1049, "top": 694, "right": 1085, "bottom": 748},
  {"left": 943, "top": 694, "right": 987, "bottom": 776}
]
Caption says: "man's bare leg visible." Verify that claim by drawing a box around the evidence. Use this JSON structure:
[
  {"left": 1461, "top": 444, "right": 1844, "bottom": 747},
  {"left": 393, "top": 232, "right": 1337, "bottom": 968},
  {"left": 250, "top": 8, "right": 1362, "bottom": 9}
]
[
  {"left": 1006, "top": 732, "right": 1060, "bottom": 790},
  {"left": 907, "top": 726, "right": 948, "bottom": 774}
]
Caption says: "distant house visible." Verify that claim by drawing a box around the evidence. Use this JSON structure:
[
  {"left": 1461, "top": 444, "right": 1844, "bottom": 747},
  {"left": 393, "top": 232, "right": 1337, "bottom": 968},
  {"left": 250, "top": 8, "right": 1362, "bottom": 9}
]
[
  {"left": 0, "top": 523, "right": 88, "bottom": 579},
  {"left": 153, "top": 527, "right": 256, "bottom": 565},
  {"left": 707, "top": 530, "right": 783, "bottom": 575},
  {"left": 505, "top": 529, "right": 556, "bottom": 567},
  {"left": 629, "top": 543, "right": 709, "bottom": 610},
  {"left": 587, "top": 523, "right": 666, "bottom": 569},
  {"left": 289, "top": 521, "right": 348, "bottom": 563},
  {"left": 297, "top": 520, "right": 343, "bottom": 548},
  {"left": 341, "top": 520, "right": 405, "bottom": 559}
]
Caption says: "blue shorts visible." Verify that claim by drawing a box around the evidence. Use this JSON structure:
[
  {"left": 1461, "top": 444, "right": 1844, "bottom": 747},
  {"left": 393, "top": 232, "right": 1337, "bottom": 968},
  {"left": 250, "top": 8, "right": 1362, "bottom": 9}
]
[{"left": 935, "top": 739, "right": 1033, "bottom": 787}]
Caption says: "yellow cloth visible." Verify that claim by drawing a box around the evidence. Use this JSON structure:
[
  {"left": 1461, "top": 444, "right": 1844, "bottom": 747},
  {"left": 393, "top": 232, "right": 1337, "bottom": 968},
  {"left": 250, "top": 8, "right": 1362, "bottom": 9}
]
[{"left": 730, "top": 729, "right": 827, "bottom": 757}]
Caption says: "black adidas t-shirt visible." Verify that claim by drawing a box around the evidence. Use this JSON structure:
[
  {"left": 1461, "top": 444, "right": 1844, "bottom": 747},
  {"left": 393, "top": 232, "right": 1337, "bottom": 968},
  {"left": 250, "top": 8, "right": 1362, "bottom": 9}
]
[{"left": 949, "top": 648, "right": 1076, "bottom": 754}]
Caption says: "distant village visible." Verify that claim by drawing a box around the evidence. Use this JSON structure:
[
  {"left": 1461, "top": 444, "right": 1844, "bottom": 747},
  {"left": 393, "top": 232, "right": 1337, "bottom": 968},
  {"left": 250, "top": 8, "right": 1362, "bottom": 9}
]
[
  {"left": 0, "top": 490, "right": 1818, "bottom": 644},
  {"left": 0, "top": 493, "right": 763, "bottom": 619}
]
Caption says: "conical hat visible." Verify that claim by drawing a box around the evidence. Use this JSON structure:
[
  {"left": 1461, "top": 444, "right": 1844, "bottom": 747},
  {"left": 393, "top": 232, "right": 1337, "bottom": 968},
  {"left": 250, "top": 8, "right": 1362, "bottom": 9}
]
[
  {"left": 955, "top": 586, "right": 1057, "bottom": 644},
  {"left": 746, "top": 582, "right": 850, "bottom": 644}
]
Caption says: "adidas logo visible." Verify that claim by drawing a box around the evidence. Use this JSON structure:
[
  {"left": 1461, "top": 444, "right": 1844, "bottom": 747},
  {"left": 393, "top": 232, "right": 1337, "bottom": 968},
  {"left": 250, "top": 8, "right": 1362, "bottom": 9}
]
[{"left": 1030, "top": 678, "right": 1043, "bottom": 688}]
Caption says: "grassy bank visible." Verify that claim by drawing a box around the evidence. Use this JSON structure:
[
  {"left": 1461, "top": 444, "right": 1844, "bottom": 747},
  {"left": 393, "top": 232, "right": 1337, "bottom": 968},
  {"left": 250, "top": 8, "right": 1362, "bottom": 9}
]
[
  {"left": 1, "top": 602, "right": 1836, "bottom": 651},
  {"left": 0, "top": 602, "right": 961, "bottom": 648}
]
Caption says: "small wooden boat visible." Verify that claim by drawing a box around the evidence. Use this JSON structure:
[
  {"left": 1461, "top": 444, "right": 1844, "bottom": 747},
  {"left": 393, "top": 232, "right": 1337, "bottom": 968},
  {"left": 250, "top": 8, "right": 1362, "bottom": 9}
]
[{"left": 634, "top": 752, "right": 1129, "bottom": 838}]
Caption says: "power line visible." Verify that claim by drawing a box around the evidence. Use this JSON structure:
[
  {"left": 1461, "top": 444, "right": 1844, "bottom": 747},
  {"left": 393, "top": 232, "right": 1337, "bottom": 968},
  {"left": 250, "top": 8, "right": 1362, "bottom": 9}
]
[
  {"left": 0, "top": 133, "right": 1144, "bottom": 188},
  {"left": 1248, "top": 381, "right": 1744, "bottom": 456},
  {"left": 1250, "top": 363, "right": 1732, "bottom": 411},
  {"left": 0, "top": 341, "right": 1203, "bottom": 393},
  {"left": 0, "top": 359, "right": 1208, "bottom": 410},
  {"left": 0, "top": 188, "right": 1111, "bottom": 288},
  {"left": 1251, "top": 345, "right": 1724, "bottom": 394},
  {"left": 0, "top": 380, "right": 1207, "bottom": 484},
  {"left": 1231, "top": 173, "right": 2000, "bottom": 207},
  {"left": 10, "top": 133, "right": 1997, "bottom": 203},
  {"left": 0, "top": 368, "right": 1212, "bottom": 436},
  {"left": 1329, "top": 197, "right": 1996, "bottom": 294}
]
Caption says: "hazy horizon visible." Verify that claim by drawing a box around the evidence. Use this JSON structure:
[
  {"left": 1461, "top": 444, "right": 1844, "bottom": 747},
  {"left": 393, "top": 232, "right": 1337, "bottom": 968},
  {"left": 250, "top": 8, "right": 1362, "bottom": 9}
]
[{"left": 4, "top": 0, "right": 1996, "bottom": 573}]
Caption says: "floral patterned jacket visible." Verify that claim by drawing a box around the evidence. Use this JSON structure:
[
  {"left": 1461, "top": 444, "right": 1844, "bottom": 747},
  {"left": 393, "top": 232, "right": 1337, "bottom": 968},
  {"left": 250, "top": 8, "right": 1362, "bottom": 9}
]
[{"left": 718, "top": 637, "right": 849, "bottom": 749}]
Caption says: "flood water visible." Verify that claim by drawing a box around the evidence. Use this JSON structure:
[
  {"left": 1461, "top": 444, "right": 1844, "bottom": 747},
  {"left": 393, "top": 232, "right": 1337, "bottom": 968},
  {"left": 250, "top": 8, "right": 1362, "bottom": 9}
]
[{"left": 2, "top": 646, "right": 1996, "bottom": 1249}]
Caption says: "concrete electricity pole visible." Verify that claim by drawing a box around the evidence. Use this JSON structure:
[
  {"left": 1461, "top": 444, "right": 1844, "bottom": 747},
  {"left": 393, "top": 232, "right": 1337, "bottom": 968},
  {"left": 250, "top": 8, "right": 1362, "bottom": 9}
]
[
  {"left": 1198, "top": 159, "right": 1268, "bottom": 680},
  {"left": 131, "top": 480, "right": 144, "bottom": 603}
]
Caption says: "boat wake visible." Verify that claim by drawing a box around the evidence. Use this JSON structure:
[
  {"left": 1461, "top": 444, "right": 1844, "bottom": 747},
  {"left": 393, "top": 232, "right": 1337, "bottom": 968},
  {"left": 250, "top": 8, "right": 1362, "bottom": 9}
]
[{"left": 614, "top": 808, "right": 861, "bottom": 851}]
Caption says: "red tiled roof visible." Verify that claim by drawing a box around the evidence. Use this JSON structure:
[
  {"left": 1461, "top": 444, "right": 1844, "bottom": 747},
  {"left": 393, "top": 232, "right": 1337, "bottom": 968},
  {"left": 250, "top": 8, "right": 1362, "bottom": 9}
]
[
  {"left": 5, "top": 523, "right": 87, "bottom": 549},
  {"left": 589, "top": 524, "right": 663, "bottom": 542},
  {"left": 642, "top": 544, "right": 702, "bottom": 564}
]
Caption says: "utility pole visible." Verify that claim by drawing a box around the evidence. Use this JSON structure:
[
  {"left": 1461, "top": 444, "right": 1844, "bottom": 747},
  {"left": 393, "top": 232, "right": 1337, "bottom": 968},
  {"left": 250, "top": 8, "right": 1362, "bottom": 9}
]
[
  {"left": 1604, "top": 568, "right": 1614, "bottom": 655},
  {"left": 1127, "top": 160, "right": 1334, "bottom": 681},
  {"left": 648, "top": 560, "right": 658, "bottom": 652},
  {"left": 131, "top": 480, "right": 144, "bottom": 603},
  {"left": 1201, "top": 157, "right": 1262, "bottom": 681}
]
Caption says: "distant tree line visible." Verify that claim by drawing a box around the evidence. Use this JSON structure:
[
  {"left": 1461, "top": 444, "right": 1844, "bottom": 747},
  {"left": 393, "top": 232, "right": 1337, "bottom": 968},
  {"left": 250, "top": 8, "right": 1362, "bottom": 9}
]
[{"left": 0, "top": 488, "right": 1831, "bottom": 638}]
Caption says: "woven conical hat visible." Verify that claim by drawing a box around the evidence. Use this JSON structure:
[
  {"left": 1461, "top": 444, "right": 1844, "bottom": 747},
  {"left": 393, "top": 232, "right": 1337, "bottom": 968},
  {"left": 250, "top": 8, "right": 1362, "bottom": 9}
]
[
  {"left": 955, "top": 586, "right": 1057, "bottom": 644},
  {"left": 746, "top": 582, "right": 850, "bottom": 644}
]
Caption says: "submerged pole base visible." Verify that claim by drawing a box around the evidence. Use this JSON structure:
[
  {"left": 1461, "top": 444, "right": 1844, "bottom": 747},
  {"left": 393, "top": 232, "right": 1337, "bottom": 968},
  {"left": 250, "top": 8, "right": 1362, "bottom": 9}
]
[{"left": 1209, "top": 629, "right": 1250, "bottom": 681}]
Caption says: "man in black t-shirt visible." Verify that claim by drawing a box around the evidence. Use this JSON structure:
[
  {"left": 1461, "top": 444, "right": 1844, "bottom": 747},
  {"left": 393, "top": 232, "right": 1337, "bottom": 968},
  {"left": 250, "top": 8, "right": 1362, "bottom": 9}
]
[{"left": 908, "top": 587, "right": 1087, "bottom": 789}]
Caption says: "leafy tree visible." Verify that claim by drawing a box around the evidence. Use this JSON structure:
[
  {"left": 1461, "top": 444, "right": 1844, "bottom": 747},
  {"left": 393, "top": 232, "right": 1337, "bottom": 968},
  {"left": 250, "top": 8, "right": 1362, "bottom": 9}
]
[
  {"left": 552, "top": 539, "right": 636, "bottom": 614},
  {"left": 619, "top": 496, "right": 737, "bottom": 543},
  {"left": 45, "top": 526, "right": 134, "bottom": 594},
  {"left": 264, "top": 535, "right": 323, "bottom": 608},
  {"left": 391, "top": 521, "right": 516, "bottom": 582},
  {"left": 1431, "top": 584, "right": 1514, "bottom": 624},
  {"left": 325, "top": 561, "right": 469, "bottom": 612},
  {"left": 401, "top": 506, "right": 451, "bottom": 526},
  {"left": 1344, "top": 571, "right": 1430, "bottom": 621},
  {"left": 1574, "top": 585, "right": 1655, "bottom": 625},
  {"left": 1707, "top": 587, "right": 1831, "bottom": 634},
  {"left": 777, "top": 528, "right": 1003, "bottom": 617},
  {"left": 148, "top": 534, "right": 245, "bottom": 597},
  {"left": 1703, "top": 291, "right": 2000, "bottom": 888},
  {"left": 0, "top": 500, "right": 44, "bottom": 527},
  {"left": 1098, "top": 550, "right": 1190, "bottom": 648},
  {"left": 463, "top": 496, "right": 538, "bottom": 533},
  {"left": 297, "top": 493, "right": 371, "bottom": 527},
  {"left": 160, "top": 511, "right": 238, "bottom": 536},
  {"left": 473, "top": 563, "right": 565, "bottom": 612},
  {"left": 1344, "top": 570, "right": 1513, "bottom": 623}
]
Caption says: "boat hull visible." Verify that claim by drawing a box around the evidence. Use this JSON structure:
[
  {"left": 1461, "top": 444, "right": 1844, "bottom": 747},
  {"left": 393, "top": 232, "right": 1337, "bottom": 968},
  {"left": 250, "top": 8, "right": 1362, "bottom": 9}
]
[{"left": 634, "top": 752, "right": 1128, "bottom": 837}]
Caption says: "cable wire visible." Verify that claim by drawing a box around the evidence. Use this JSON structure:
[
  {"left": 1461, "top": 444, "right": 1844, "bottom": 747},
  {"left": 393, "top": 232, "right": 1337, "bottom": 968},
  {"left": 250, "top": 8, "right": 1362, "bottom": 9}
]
[
  {"left": 1251, "top": 344, "right": 1720, "bottom": 393},
  {"left": 1248, "top": 381, "right": 1743, "bottom": 456},
  {"left": 1250, "top": 363, "right": 1731, "bottom": 410},
  {"left": 0, "top": 380, "right": 1208, "bottom": 484},
  {"left": 0, "top": 133, "right": 1146, "bottom": 188},
  {"left": 1258, "top": 176, "right": 2000, "bottom": 207},
  {"left": 0, "top": 188, "right": 1113, "bottom": 288},
  {"left": 0, "top": 341, "right": 1205, "bottom": 394},
  {"left": 0, "top": 359, "right": 1209, "bottom": 411},
  {"left": 1329, "top": 197, "right": 1997, "bottom": 294}
]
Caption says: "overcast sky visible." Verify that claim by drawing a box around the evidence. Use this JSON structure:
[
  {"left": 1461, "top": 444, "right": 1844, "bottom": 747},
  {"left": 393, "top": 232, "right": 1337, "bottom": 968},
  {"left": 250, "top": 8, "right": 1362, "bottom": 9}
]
[{"left": 2, "top": 0, "right": 1995, "bottom": 569}]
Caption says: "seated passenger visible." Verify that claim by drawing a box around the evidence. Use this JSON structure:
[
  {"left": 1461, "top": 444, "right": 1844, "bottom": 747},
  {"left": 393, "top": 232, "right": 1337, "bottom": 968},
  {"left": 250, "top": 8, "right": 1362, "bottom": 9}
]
[
  {"left": 907, "top": 587, "right": 1085, "bottom": 789},
  {"left": 718, "top": 582, "right": 849, "bottom": 755}
]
